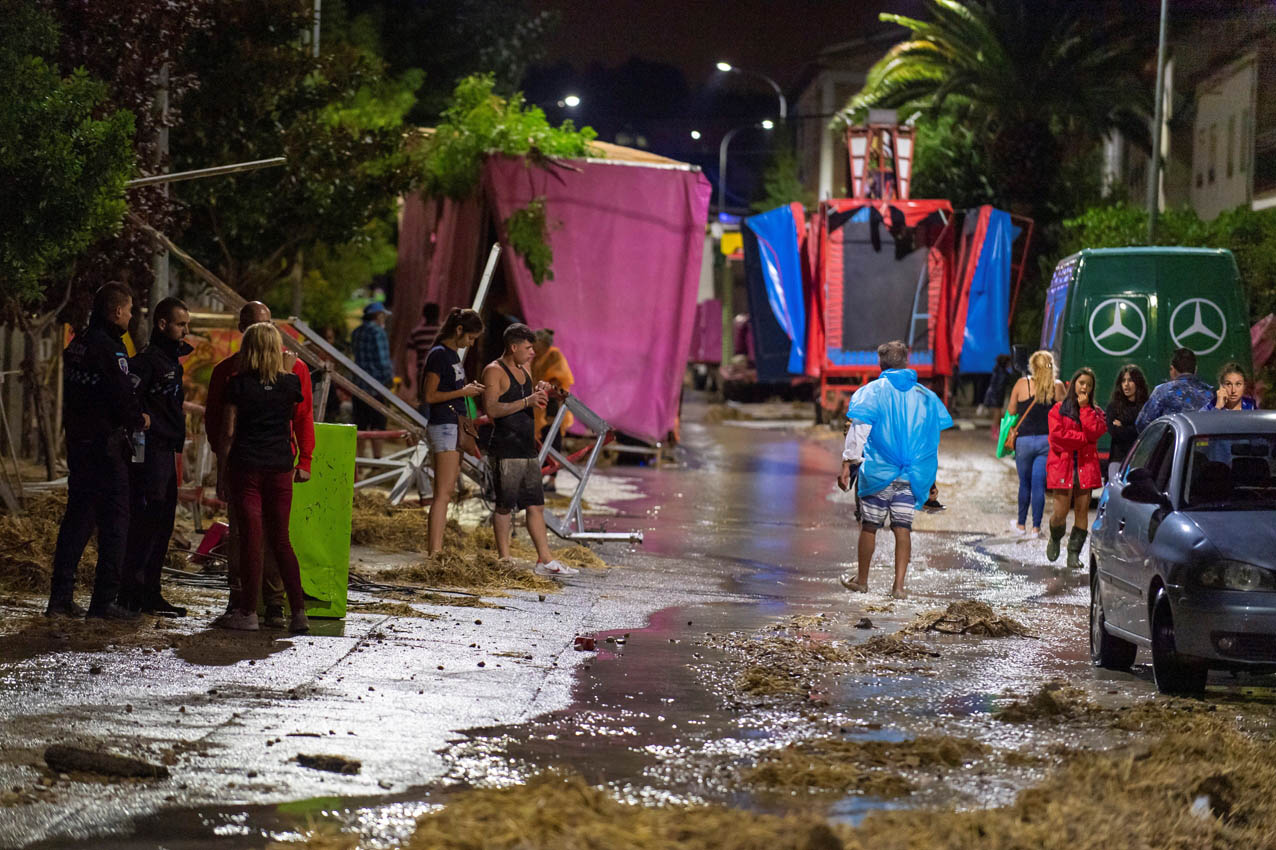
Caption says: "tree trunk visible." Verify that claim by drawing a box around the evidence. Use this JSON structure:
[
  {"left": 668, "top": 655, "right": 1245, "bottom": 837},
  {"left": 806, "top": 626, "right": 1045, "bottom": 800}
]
[{"left": 18, "top": 316, "right": 59, "bottom": 481}]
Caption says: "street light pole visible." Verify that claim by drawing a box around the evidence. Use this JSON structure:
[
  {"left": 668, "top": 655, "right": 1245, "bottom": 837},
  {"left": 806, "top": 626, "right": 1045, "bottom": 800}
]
[
  {"left": 716, "top": 62, "right": 787, "bottom": 121},
  {"left": 1147, "top": 0, "right": 1169, "bottom": 241},
  {"left": 716, "top": 122, "right": 773, "bottom": 369}
]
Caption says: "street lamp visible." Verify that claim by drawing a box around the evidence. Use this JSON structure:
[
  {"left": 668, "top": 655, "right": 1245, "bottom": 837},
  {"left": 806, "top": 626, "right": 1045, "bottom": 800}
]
[
  {"left": 715, "top": 61, "right": 786, "bottom": 121},
  {"left": 717, "top": 121, "right": 774, "bottom": 367},
  {"left": 690, "top": 130, "right": 702, "bottom": 140},
  {"left": 562, "top": 94, "right": 581, "bottom": 108}
]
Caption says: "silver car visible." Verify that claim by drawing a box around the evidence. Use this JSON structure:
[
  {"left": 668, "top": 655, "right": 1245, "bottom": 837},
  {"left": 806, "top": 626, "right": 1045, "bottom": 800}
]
[{"left": 1090, "top": 411, "right": 1276, "bottom": 694}]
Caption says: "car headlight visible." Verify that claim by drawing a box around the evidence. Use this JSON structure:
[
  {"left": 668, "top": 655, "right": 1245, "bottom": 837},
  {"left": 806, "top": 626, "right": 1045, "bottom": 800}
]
[{"left": 1195, "top": 560, "right": 1276, "bottom": 591}]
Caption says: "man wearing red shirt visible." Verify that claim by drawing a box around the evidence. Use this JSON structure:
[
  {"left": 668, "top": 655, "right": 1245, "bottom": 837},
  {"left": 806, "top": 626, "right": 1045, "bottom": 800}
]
[{"left": 206, "top": 301, "right": 315, "bottom": 628}]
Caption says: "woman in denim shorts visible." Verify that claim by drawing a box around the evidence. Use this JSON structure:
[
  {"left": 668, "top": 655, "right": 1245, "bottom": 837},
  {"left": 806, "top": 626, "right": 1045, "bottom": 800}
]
[{"left": 421, "top": 308, "right": 484, "bottom": 554}]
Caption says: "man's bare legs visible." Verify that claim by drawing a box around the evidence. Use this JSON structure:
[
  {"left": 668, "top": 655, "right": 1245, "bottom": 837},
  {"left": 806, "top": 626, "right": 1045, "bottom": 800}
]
[
  {"left": 493, "top": 510, "right": 513, "bottom": 558},
  {"left": 427, "top": 451, "right": 460, "bottom": 554},
  {"left": 525, "top": 506, "right": 554, "bottom": 564},
  {"left": 891, "top": 526, "right": 911, "bottom": 596},
  {"left": 855, "top": 524, "right": 912, "bottom": 596},
  {"left": 856, "top": 525, "right": 876, "bottom": 587},
  {"left": 492, "top": 506, "right": 554, "bottom": 563}
]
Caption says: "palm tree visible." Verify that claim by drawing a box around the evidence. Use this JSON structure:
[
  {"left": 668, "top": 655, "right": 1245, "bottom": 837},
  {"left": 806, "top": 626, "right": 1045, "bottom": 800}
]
[{"left": 841, "top": 0, "right": 1151, "bottom": 212}]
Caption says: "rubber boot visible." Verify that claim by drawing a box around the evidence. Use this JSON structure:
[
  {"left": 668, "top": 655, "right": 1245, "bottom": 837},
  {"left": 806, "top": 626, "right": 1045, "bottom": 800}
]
[
  {"left": 1045, "top": 523, "right": 1066, "bottom": 562},
  {"left": 1066, "top": 527, "right": 1088, "bottom": 570}
]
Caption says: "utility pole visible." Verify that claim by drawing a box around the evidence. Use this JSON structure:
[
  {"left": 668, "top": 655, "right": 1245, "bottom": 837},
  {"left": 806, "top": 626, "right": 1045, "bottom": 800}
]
[
  {"left": 293, "top": 0, "right": 321, "bottom": 319},
  {"left": 150, "top": 62, "right": 170, "bottom": 333},
  {"left": 1147, "top": 0, "right": 1169, "bottom": 241}
]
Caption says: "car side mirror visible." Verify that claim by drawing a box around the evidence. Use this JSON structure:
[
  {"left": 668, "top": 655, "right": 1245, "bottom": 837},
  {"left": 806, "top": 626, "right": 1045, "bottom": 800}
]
[{"left": 1123, "top": 467, "right": 1169, "bottom": 508}]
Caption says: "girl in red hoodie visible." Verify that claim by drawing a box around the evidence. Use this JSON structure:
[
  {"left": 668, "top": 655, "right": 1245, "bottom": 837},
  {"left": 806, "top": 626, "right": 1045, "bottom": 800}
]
[{"left": 1046, "top": 367, "right": 1107, "bottom": 568}]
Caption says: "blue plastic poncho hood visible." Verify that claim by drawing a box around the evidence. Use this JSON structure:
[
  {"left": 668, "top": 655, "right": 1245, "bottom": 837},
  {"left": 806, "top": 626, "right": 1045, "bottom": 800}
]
[{"left": 846, "top": 369, "right": 954, "bottom": 507}]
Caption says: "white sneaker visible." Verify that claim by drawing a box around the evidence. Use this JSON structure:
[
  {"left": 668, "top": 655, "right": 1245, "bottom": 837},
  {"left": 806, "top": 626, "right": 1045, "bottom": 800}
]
[
  {"left": 216, "top": 610, "right": 259, "bottom": 631},
  {"left": 534, "top": 560, "right": 579, "bottom": 576}
]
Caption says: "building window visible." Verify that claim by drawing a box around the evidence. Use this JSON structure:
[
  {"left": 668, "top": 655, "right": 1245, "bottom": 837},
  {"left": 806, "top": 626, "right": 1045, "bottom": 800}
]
[
  {"left": 1196, "top": 129, "right": 1206, "bottom": 188},
  {"left": 1209, "top": 124, "right": 1217, "bottom": 184},
  {"left": 1241, "top": 107, "right": 1250, "bottom": 173},
  {"left": 1228, "top": 114, "right": 1235, "bottom": 179}
]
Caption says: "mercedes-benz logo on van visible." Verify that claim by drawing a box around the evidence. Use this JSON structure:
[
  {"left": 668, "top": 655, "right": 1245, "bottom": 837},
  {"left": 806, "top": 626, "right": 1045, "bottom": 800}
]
[
  {"left": 1088, "top": 298, "right": 1147, "bottom": 356},
  {"left": 1169, "top": 298, "right": 1227, "bottom": 355}
]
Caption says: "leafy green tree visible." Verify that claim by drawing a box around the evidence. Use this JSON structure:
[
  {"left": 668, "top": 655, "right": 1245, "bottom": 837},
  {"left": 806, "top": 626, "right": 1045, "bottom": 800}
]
[
  {"left": 842, "top": 0, "right": 1150, "bottom": 214},
  {"left": 337, "top": 0, "right": 557, "bottom": 121},
  {"left": 262, "top": 215, "right": 398, "bottom": 333},
  {"left": 49, "top": 0, "right": 212, "bottom": 318},
  {"left": 417, "top": 74, "right": 597, "bottom": 284},
  {"left": 751, "top": 146, "right": 814, "bottom": 213},
  {"left": 172, "top": 0, "right": 421, "bottom": 299},
  {"left": 0, "top": 1, "right": 134, "bottom": 303},
  {"left": 0, "top": 0, "right": 136, "bottom": 476}
]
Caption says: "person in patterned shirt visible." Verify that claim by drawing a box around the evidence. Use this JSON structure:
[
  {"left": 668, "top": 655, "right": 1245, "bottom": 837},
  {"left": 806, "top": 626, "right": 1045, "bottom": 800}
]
[{"left": 1135, "top": 348, "right": 1216, "bottom": 432}]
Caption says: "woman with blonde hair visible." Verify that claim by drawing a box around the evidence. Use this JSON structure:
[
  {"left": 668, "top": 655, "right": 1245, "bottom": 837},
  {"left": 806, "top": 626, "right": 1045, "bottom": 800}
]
[
  {"left": 215, "top": 322, "right": 311, "bottom": 633},
  {"left": 1006, "top": 350, "right": 1066, "bottom": 537}
]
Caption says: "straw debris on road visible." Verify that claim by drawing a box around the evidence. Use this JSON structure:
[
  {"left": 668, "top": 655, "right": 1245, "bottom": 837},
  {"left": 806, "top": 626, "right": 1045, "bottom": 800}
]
[
  {"left": 904, "top": 600, "right": 1034, "bottom": 638},
  {"left": 406, "top": 771, "right": 853, "bottom": 850},
  {"left": 0, "top": 493, "right": 93, "bottom": 595},
  {"left": 747, "top": 735, "right": 988, "bottom": 797}
]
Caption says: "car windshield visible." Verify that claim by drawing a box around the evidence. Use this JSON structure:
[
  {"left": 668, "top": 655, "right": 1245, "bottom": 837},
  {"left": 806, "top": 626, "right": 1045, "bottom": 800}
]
[{"left": 1183, "top": 434, "right": 1276, "bottom": 510}]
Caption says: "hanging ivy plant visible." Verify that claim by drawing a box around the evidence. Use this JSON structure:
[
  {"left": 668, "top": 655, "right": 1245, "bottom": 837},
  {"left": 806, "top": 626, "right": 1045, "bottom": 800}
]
[
  {"left": 416, "top": 74, "right": 597, "bottom": 284},
  {"left": 505, "top": 196, "right": 555, "bottom": 284}
]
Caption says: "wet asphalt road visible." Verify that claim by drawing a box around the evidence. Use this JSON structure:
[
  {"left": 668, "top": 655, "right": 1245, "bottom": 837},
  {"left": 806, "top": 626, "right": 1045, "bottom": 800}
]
[{"left": 0, "top": 401, "right": 1169, "bottom": 848}]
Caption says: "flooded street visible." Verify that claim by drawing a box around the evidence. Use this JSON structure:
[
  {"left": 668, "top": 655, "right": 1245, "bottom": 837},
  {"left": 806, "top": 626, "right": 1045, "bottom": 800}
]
[{"left": 4, "top": 398, "right": 1275, "bottom": 848}]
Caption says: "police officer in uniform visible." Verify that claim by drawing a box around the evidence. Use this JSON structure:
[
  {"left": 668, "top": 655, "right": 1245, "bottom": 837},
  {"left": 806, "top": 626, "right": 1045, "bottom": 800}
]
[
  {"left": 46, "top": 282, "right": 149, "bottom": 618},
  {"left": 119, "top": 296, "right": 193, "bottom": 617}
]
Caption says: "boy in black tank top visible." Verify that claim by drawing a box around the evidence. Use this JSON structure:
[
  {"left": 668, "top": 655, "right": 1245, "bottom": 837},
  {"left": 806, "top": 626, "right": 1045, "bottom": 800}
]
[{"left": 481, "top": 324, "right": 578, "bottom": 577}]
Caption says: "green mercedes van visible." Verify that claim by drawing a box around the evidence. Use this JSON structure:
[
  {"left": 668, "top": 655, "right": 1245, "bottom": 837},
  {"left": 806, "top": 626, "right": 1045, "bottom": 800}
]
[{"left": 1041, "top": 247, "right": 1252, "bottom": 445}]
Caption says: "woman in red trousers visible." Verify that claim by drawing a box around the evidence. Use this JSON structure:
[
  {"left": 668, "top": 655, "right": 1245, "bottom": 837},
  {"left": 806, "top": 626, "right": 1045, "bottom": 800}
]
[
  {"left": 215, "top": 322, "right": 311, "bottom": 632},
  {"left": 1046, "top": 367, "right": 1107, "bottom": 569}
]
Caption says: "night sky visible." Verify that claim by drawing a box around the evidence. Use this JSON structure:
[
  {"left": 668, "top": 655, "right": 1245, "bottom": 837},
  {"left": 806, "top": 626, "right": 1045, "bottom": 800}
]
[{"left": 531, "top": 0, "right": 923, "bottom": 91}]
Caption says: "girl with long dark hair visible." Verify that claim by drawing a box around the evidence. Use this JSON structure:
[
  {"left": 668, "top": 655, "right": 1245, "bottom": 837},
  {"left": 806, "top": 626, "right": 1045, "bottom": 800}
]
[
  {"left": 1105, "top": 364, "right": 1149, "bottom": 479},
  {"left": 1046, "top": 367, "right": 1107, "bottom": 569},
  {"left": 421, "top": 308, "right": 485, "bottom": 554}
]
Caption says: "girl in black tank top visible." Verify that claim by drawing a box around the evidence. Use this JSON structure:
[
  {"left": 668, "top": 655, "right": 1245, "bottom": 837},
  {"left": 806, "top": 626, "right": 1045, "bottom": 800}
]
[{"left": 491, "top": 360, "right": 536, "bottom": 459}]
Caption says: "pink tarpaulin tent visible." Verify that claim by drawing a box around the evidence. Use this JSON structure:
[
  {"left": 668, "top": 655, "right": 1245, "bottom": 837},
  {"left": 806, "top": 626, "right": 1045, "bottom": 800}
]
[{"left": 394, "top": 150, "right": 711, "bottom": 442}]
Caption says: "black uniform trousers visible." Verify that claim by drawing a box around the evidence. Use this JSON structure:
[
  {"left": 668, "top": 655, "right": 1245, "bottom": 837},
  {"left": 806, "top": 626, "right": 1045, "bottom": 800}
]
[
  {"left": 49, "top": 434, "right": 131, "bottom": 611},
  {"left": 120, "top": 449, "right": 178, "bottom": 605}
]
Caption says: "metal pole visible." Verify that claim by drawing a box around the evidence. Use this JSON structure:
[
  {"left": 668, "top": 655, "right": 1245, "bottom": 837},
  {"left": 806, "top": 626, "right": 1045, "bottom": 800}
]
[
  {"left": 718, "top": 127, "right": 744, "bottom": 368},
  {"left": 150, "top": 62, "right": 171, "bottom": 325},
  {"left": 312, "top": 0, "right": 321, "bottom": 58},
  {"left": 125, "top": 157, "right": 286, "bottom": 188},
  {"left": 728, "top": 67, "right": 786, "bottom": 121},
  {"left": 1147, "top": 0, "right": 1169, "bottom": 241}
]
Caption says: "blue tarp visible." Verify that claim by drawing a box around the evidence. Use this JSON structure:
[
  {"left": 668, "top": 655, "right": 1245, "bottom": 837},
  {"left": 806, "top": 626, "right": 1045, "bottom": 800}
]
[
  {"left": 846, "top": 369, "right": 954, "bottom": 507},
  {"left": 959, "top": 209, "right": 1017, "bottom": 373},
  {"left": 744, "top": 206, "right": 806, "bottom": 375}
]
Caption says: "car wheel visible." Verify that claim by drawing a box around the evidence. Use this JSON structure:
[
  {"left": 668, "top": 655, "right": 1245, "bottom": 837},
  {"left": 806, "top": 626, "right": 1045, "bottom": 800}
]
[
  {"left": 1150, "top": 591, "right": 1207, "bottom": 695},
  {"left": 1090, "top": 569, "right": 1136, "bottom": 670}
]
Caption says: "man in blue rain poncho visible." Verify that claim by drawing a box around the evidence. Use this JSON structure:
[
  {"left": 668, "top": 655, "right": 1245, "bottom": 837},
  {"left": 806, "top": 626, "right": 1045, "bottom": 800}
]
[{"left": 837, "top": 341, "right": 953, "bottom": 598}]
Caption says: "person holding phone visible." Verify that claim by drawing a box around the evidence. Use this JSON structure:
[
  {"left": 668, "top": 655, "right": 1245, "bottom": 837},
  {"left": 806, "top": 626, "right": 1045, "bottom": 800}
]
[{"left": 422, "top": 308, "right": 485, "bottom": 555}]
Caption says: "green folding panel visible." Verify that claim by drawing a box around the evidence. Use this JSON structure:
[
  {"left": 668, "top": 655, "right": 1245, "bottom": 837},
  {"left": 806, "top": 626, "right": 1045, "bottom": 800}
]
[{"left": 291, "top": 423, "right": 355, "bottom": 618}]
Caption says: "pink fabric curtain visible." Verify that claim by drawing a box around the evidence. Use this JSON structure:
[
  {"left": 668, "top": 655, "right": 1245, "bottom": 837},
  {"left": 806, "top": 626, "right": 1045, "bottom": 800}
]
[
  {"left": 392, "top": 193, "right": 487, "bottom": 390},
  {"left": 482, "top": 156, "right": 712, "bottom": 442}
]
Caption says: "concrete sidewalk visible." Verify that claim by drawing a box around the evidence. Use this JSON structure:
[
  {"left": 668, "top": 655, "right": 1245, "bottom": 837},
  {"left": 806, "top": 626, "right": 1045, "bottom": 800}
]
[{"left": 0, "top": 506, "right": 724, "bottom": 847}]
